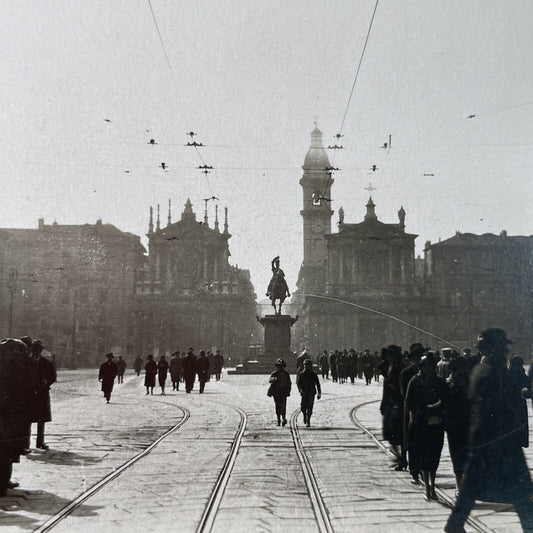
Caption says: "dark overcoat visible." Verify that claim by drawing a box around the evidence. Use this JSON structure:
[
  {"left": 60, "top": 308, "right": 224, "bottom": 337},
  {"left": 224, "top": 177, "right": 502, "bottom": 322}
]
[
  {"left": 197, "top": 356, "right": 209, "bottom": 381},
  {"left": 32, "top": 356, "right": 56, "bottom": 423},
  {"left": 182, "top": 354, "right": 197, "bottom": 379},
  {"left": 380, "top": 362, "right": 404, "bottom": 445},
  {"left": 169, "top": 356, "right": 182, "bottom": 381},
  {"left": 99, "top": 361, "right": 118, "bottom": 393},
  {"left": 144, "top": 360, "right": 157, "bottom": 387}
]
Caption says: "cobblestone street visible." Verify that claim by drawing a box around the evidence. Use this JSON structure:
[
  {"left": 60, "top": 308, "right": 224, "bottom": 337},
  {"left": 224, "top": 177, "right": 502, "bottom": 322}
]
[{"left": 0, "top": 370, "right": 531, "bottom": 532}]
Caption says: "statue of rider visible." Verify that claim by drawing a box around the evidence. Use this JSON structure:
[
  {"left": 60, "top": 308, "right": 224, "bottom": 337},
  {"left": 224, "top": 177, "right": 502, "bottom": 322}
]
[{"left": 266, "top": 256, "right": 290, "bottom": 299}]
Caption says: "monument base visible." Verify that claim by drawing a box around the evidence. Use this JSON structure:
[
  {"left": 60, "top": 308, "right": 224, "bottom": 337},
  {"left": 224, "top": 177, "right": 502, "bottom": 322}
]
[{"left": 229, "top": 314, "right": 298, "bottom": 374}]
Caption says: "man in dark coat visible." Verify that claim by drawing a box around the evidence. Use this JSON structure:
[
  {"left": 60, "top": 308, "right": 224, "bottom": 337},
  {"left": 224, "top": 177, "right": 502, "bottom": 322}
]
[
  {"left": 182, "top": 348, "right": 197, "bottom": 393},
  {"left": 98, "top": 353, "right": 118, "bottom": 403},
  {"left": 144, "top": 354, "right": 157, "bottom": 395},
  {"left": 169, "top": 351, "right": 182, "bottom": 391},
  {"left": 197, "top": 351, "right": 210, "bottom": 394},
  {"left": 329, "top": 350, "right": 338, "bottom": 383},
  {"left": 134, "top": 354, "right": 143, "bottom": 376},
  {"left": 19, "top": 336, "right": 36, "bottom": 454},
  {"left": 269, "top": 358, "right": 292, "bottom": 426},
  {"left": 319, "top": 350, "right": 329, "bottom": 379},
  {"left": 445, "top": 329, "right": 533, "bottom": 533},
  {"left": 213, "top": 350, "right": 224, "bottom": 381},
  {"left": 30, "top": 341, "right": 56, "bottom": 450},
  {"left": 296, "top": 349, "right": 311, "bottom": 375},
  {"left": 116, "top": 356, "right": 127, "bottom": 383},
  {"left": 0, "top": 339, "right": 35, "bottom": 495},
  {"left": 297, "top": 359, "right": 321, "bottom": 427}
]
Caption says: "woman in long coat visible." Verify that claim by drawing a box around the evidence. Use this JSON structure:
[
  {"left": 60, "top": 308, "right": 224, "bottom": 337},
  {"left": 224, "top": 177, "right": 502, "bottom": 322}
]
[
  {"left": 268, "top": 358, "right": 291, "bottom": 426},
  {"left": 406, "top": 353, "right": 448, "bottom": 501},
  {"left": 380, "top": 345, "right": 404, "bottom": 467},
  {"left": 144, "top": 355, "right": 157, "bottom": 395},
  {"left": 0, "top": 339, "right": 34, "bottom": 495},
  {"left": 446, "top": 330, "right": 533, "bottom": 532}
]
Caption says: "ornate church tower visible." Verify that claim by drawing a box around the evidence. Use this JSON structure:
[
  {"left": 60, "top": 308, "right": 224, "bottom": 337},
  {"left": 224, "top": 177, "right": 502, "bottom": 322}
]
[{"left": 297, "top": 124, "right": 333, "bottom": 294}]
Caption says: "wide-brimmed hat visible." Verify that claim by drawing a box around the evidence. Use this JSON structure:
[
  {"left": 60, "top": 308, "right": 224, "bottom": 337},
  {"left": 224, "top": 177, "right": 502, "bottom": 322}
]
[
  {"left": 475, "top": 328, "right": 512, "bottom": 349},
  {"left": 275, "top": 358, "right": 286, "bottom": 368}
]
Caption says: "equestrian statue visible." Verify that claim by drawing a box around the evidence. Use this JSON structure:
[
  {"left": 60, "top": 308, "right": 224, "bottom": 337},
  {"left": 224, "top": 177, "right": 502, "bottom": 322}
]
[{"left": 266, "top": 256, "right": 291, "bottom": 315}]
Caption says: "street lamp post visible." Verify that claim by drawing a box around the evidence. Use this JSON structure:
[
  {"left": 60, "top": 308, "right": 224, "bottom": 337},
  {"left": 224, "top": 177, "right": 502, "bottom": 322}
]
[{"left": 8, "top": 269, "right": 17, "bottom": 337}]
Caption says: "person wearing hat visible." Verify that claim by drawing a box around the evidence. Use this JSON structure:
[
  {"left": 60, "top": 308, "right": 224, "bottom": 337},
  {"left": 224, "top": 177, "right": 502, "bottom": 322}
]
[
  {"left": 437, "top": 348, "right": 452, "bottom": 380},
  {"left": 144, "top": 354, "right": 157, "bottom": 395},
  {"left": 445, "top": 329, "right": 533, "bottom": 533},
  {"left": 30, "top": 340, "right": 56, "bottom": 450},
  {"left": 169, "top": 351, "right": 182, "bottom": 391},
  {"left": 296, "top": 349, "right": 311, "bottom": 375},
  {"left": 197, "top": 351, "right": 209, "bottom": 394},
  {"left": 297, "top": 358, "right": 321, "bottom": 427},
  {"left": 116, "top": 356, "right": 127, "bottom": 384},
  {"left": 157, "top": 355, "right": 169, "bottom": 395},
  {"left": 182, "top": 348, "right": 197, "bottom": 393},
  {"left": 405, "top": 352, "right": 449, "bottom": 501},
  {"left": 134, "top": 354, "right": 143, "bottom": 377},
  {"left": 268, "top": 359, "right": 291, "bottom": 426},
  {"left": 98, "top": 353, "right": 118, "bottom": 403}
]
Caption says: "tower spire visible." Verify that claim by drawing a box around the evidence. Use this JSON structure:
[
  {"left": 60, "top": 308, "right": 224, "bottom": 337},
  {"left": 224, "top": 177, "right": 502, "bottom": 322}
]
[
  {"left": 156, "top": 204, "right": 161, "bottom": 231},
  {"left": 167, "top": 199, "right": 172, "bottom": 226},
  {"left": 204, "top": 199, "right": 209, "bottom": 225},
  {"left": 223, "top": 207, "right": 228, "bottom": 234},
  {"left": 214, "top": 205, "right": 220, "bottom": 232},
  {"left": 148, "top": 206, "right": 154, "bottom": 234}
]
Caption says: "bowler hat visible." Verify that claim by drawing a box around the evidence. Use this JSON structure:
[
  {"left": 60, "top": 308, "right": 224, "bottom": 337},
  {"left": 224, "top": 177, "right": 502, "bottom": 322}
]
[{"left": 275, "top": 358, "right": 286, "bottom": 368}]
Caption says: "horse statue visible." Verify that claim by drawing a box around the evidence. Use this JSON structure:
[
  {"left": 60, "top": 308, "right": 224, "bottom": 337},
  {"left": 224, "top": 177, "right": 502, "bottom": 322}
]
[{"left": 266, "top": 256, "right": 291, "bottom": 315}]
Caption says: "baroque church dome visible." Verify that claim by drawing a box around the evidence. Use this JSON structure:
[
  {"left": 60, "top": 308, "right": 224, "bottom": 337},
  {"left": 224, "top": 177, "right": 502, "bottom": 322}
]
[{"left": 303, "top": 124, "right": 330, "bottom": 170}]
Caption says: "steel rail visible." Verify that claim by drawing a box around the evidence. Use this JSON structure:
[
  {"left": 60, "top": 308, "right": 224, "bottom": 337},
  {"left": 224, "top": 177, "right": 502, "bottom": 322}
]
[
  {"left": 196, "top": 406, "right": 247, "bottom": 533},
  {"left": 35, "top": 403, "right": 191, "bottom": 532},
  {"left": 289, "top": 408, "right": 334, "bottom": 533}
]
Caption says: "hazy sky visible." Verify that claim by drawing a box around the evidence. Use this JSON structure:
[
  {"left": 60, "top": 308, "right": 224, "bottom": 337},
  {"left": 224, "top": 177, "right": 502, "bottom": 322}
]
[{"left": 1, "top": 1, "right": 532, "bottom": 293}]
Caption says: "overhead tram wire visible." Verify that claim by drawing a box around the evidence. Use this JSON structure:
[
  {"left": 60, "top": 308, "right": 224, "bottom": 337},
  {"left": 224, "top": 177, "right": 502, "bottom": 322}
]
[
  {"left": 146, "top": 1, "right": 217, "bottom": 199},
  {"left": 320, "top": 0, "right": 380, "bottom": 201}
]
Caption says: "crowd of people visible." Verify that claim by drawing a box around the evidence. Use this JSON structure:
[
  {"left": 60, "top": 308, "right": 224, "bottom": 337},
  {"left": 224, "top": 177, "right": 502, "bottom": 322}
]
[
  {"left": 0, "top": 336, "right": 56, "bottom": 496},
  {"left": 377, "top": 329, "right": 533, "bottom": 532},
  {"left": 315, "top": 348, "right": 382, "bottom": 385},
  {"left": 98, "top": 348, "right": 225, "bottom": 402}
]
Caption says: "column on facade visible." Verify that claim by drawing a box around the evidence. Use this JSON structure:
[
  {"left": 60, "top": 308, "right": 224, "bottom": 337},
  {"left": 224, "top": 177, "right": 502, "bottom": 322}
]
[{"left": 400, "top": 247, "right": 406, "bottom": 283}]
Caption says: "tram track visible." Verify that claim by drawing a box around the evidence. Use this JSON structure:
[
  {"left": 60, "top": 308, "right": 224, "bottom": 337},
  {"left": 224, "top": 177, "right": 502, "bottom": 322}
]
[
  {"left": 34, "top": 400, "right": 191, "bottom": 533},
  {"left": 350, "top": 400, "right": 493, "bottom": 533}
]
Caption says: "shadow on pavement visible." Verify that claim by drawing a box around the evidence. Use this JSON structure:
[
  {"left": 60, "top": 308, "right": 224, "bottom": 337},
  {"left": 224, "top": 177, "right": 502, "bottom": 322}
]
[
  {"left": 26, "top": 450, "right": 103, "bottom": 466},
  {"left": 0, "top": 489, "right": 103, "bottom": 529}
]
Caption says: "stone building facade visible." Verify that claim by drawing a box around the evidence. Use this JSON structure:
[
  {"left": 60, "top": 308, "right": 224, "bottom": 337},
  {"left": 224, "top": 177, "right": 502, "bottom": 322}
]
[
  {"left": 133, "top": 200, "right": 257, "bottom": 360},
  {"left": 0, "top": 219, "right": 144, "bottom": 366},
  {"left": 294, "top": 126, "right": 533, "bottom": 355}
]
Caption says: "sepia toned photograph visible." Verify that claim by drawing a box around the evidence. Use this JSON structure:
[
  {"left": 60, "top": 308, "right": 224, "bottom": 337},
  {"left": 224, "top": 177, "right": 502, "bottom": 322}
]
[{"left": 0, "top": 1, "right": 532, "bottom": 531}]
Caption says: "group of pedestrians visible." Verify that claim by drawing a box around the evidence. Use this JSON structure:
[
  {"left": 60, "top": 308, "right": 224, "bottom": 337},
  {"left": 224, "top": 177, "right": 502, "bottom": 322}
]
[
  {"left": 378, "top": 329, "right": 533, "bottom": 532},
  {"left": 316, "top": 348, "right": 381, "bottom": 385},
  {"left": 0, "top": 336, "right": 56, "bottom": 496}
]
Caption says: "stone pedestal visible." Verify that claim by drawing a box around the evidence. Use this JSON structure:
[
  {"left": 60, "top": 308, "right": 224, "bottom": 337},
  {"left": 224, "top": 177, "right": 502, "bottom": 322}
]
[{"left": 230, "top": 314, "right": 298, "bottom": 374}]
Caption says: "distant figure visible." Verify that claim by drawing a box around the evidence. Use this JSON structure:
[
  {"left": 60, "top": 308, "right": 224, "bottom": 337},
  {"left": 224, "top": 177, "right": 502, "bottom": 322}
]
[
  {"left": 319, "top": 350, "right": 329, "bottom": 379},
  {"left": 158, "top": 356, "right": 169, "bottom": 395},
  {"left": 134, "top": 355, "right": 143, "bottom": 377},
  {"left": 329, "top": 350, "right": 338, "bottom": 383},
  {"left": 116, "top": 356, "right": 127, "bottom": 384},
  {"left": 144, "top": 355, "right": 157, "bottom": 395},
  {"left": 214, "top": 350, "right": 224, "bottom": 381},
  {"left": 169, "top": 351, "right": 182, "bottom": 391},
  {"left": 296, "top": 349, "right": 311, "bottom": 375},
  {"left": 30, "top": 340, "right": 56, "bottom": 450},
  {"left": 99, "top": 353, "right": 118, "bottom": 404},
  {"left": 445, "top": 329, "right": 533, "bottom": 532},
  {"left": 182, "top": 348, "right": 197, "bottom": 393},
  {"left": 297, "top": 359, "right": 321, "bottom": 427},
  {"left": 197, "top": 351, "right": 209, "bottom": 393},
  {"left": 268, "top": 358, "right": 291, "bottom": 426}
]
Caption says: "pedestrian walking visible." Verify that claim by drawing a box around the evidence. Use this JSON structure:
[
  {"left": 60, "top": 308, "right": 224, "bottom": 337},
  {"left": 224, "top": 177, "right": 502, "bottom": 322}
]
[
  {"left": 380, "top": 345, "right": 404, "bottom": 468},
  {"left": 214, "top": 350, "right": 224, "bottom": 381},
  {"left": 116, "top": 356, "right": 127, "bottom": 384},
  {"left": 268, "top": 358, "right": 291, "bottom": 426},
  {"left": 169, "top": 351, "right": 182, "bottom": 391},
  {"left": 0, "top": 339, "right": 35, "bottom": 495},
  {"left": 158, "top": 355, "right": 169, "bottom": 395},
  {"left": 144, "top": 354, "right": 157, "bottom": 395},
  {"left": 182, "top": 348, "right": 197, "bottom": 393},
  {"left": 363, "top": 352, "right": 373, "bottom": 385},
  {"left": 98, "top": 353, "right": 118, "bottom": 403},
  {"left": 319, "top": 350, "right": 329, "bottom": 379},
  {"left": 405, "top": 353, "right": 448, "bottom": 502},
  {"left": 197, "top": 351, "right": 209, "bottom": 393},
  {"left": 329, "top": 350, "right": 338, "bottom": 383},
  {"left": 134, "top": 354, "right": 143, "bottom": 376},
  {"left": 297, "top": 359, "right": 321, "bottom": 427},
  {"left": 296, "top": 349, "right": 311, "bottom": 375},
  {"left": 347, "top": 349, "right": 357, "bottom": 384},
  {"left": 30, "top": 340, "right": 56, "bottom": 450},
  {"left": 446, "top": 329, "right": 533, "bottom": 532}
]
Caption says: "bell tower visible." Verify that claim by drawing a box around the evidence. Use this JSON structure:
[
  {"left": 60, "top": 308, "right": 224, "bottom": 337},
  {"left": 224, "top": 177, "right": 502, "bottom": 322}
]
[{"left": 298, "top": 124, "right": 333, "bottom": 293}]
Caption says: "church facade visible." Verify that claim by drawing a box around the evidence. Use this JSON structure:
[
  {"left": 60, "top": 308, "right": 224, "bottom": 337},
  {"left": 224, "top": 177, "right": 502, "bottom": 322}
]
[
  {"left": 133, "top": 200, "right": 257, "bottom": 361},
  {"left": 294, "top": 126, "right": 533, "bottom": 355}
]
